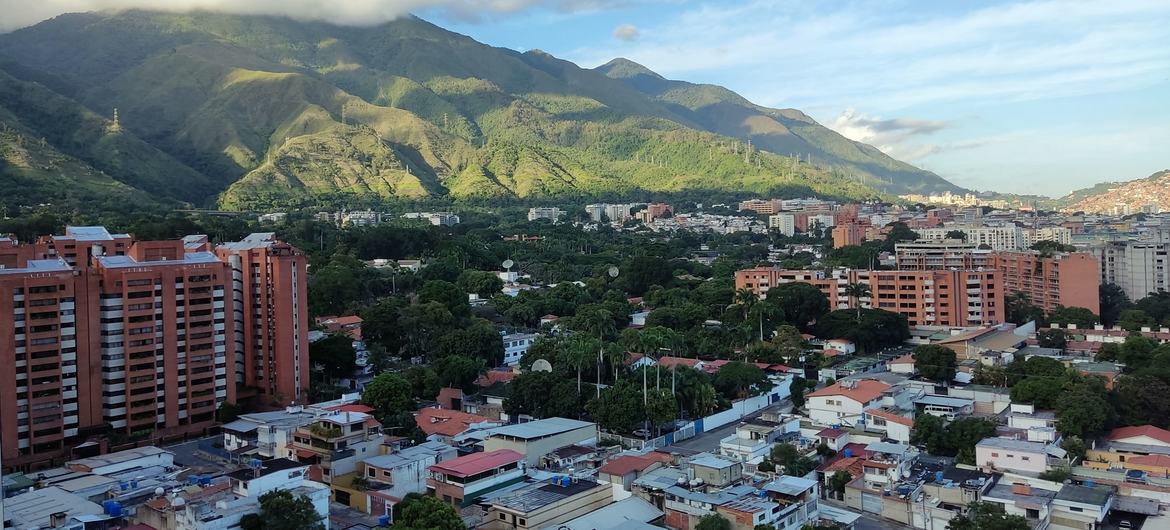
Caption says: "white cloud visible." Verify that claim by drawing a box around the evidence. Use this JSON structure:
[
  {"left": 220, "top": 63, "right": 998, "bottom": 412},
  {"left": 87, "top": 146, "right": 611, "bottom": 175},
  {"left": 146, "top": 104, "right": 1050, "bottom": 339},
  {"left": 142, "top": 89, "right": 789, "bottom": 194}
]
[
  {"left": 0, "top": 0, "right": 618, "bottom": 31},
  {"left": 612, "top": 23, "right": 639, "bottom": 41},
  {"left": 830, "top": 109, "right": 949, "bottom": 162}
]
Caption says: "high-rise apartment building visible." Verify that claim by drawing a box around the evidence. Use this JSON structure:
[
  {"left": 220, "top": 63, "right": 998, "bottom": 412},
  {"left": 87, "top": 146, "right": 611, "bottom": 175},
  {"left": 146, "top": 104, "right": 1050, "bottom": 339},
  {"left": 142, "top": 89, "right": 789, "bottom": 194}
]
[
  {"left": 0, "top": 228, "right": 307, "bottom": 470},
  {"left": 216, "top": 233, "right": 309, "bottom": 405},
  {"left": 895, "top": 240, "right": 992, "bottom": 270},
  {"left": 738, "top": 199, "right": 784, "bottom": 215},
  {"left": 916, "top": 226, "right": 1025, "bottom": 251},
  {"left": 769, "top": 213, "right": 796, "bottom": 236},
  {"left": 831, "top": 222, "right": 867, "bottom": 248},
  {"left": 1094, "top": 241, "right": 1169, "bottom": 301},
  {"left": 989, "top": 252, "right": 1100, "bottom": 314},
  {"left": 735, "top": 267, "right": 1003, "bottom": 327}
]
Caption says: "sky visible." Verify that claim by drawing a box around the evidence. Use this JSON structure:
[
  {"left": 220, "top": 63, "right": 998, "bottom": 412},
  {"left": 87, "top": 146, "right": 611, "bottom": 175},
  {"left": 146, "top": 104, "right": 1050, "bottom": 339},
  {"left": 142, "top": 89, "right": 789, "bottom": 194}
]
[{"left": 4, "top": 0, "right": 1169, "bottom": 197}]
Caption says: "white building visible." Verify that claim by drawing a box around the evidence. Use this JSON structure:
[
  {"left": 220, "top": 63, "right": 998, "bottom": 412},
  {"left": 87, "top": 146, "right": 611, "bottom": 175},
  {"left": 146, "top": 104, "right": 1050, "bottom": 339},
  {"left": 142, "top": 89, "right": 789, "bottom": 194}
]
[
  {"left": 1094, "top": 240, "right": 1169, "bottom": 301},
  {"left": 1021, "top": 227, "right": 1073, "bottom": 247},
  {"left": 527, "top": 207, "right": 565, "bottom": 222},
  {"left": 502, "top": 333, "right": 538, "bottom": 366},
  {"left": 361, "top": 441, "right": 457, "bottom": 501},
  {"left": 769, "top": 213, "right": 797, "bottom": 236},
  {"left": 175, "top": 459, "right": 330, "bottom": 530},
  {"left": 975, "top": 437, "right": 1065, "bottom": 474},
  {"left": 917, "top": 226, "right": 1026, "bottom": 250},
  {"left": 1006, "top": 403, "right": 1058, "bottom": 443},
  {"left": 805, "top": 379, "right": 891, "bottom": 427},
  {"left": 719, "top": 416, "right": 801, "bottom": 463},
  {"left": 402, "top": 212, "right": 460, "bottom": 226},
  {"left": 808, "top": 214, "right": 836, "bottom": 231}
]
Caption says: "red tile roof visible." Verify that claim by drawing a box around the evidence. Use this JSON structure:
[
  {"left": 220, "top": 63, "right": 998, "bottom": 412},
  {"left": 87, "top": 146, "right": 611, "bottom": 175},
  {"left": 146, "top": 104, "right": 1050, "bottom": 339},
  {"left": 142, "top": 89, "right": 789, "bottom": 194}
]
[
  {"left": 1128, "top": 454, "right": 1170, "bottom": 468},
  {"left": 818, "top": 428, "right": 847, "bottom": 439},
  {"left": 428, "top": 449, "right": 524, "bottom": 477},
  {"left": 889, "top": 354, "right": 915, "bottom": 365},
  {"left": 866, "top": 408, "right": 914, "bottom": 427},
  {"left": 807, "top": 380, "right": 890, "bottom": 404},
  {"left": 475, "top": 369, "right": 517, "bottom": 387},
  {"left": 658, "top": 356, "right": 701, "bottom": 368},
  {"left": 1108, "top": 425, "right": 1170, "bottom": 446},
  {"left": 598, "top": 455, "right": 658, "bottom": 476},
  {"left": 416, "top": 408, "right": 495, "bottom": 437}
]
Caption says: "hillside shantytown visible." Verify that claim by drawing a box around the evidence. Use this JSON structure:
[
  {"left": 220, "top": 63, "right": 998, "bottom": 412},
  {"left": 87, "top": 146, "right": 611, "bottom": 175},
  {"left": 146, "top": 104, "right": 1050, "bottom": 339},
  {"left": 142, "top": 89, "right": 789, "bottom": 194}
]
[{"left": 2, "top": 3, "right": 1169, "bottom": 530}]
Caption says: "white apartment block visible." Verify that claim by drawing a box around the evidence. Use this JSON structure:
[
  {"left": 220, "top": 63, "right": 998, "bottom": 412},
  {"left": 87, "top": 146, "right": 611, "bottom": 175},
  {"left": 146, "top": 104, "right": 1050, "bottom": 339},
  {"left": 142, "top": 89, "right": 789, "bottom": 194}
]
[
  {"left": 527, "top": 207, "right": 565, "bottom": 222},
  {"left": 917, "top": 226, "right": 1025, "bottom": 250},
  {"left": 1095, "top": 240, "right": 1169, "bottom": 301},
  {"left": 769, "top": 214, "right": 796, "bottom": 236}
]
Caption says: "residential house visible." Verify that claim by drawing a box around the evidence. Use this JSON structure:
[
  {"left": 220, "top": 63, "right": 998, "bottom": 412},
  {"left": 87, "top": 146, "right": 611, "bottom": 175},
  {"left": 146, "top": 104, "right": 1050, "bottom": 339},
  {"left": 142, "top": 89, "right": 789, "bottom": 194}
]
[
  {"left": 356, "top": 441, "right": 457, "bottom": 515},
  {"left": 806, "top": 380, "right": 891, "bottom": 427},
  {"left": 548, "top": 496, "right": 664, "bottom": 530},
  {"left": 975, "top": 437, "right": 1066, "bottom": 474},
  {"left": 689, "top": 454, "right": 744, "bottom": 489},
  {"left": 888, "top": 355, "right": 916, "bottom": 375},
  {"left": 173, "top": 460, "right": 329, "bottom": 530},
  {"left": 483, "top": 418, "right": 599, "bottom": 466},
  {"left": 1005, "top": 403, "right": 1059, "bottom": 443},
  {"left": 598, "top": 455, "right": 667, "bottom": 500},
  {"left": 503, "top": 333, "right": 539, "bottom": 366},
  {"left": 719, "top": 416, "right": 800, "bottom": 463},
  {"left": 287, "top": 411, "right": 384, "bottom": 483},
  {"left": 416, "top": 407, "right": 501, "bottom": 444},
  {"left": 862, "top": 409, "right": 914, "bottom": 444},
  {"left": 480, "top": 478, "right": 613, "bottom": 530},
  {"left": 1084, "top": 425, "right": 1170, "bottom": 478},
  {"left": 982, "top": 481, "right": 1057, "bottom": 528},
  {"left": 1051, "top": 483, "right": 1115, "bottom": 530},
  {"left": 426, "top": 449, "right": 526, "bottom": 508}
]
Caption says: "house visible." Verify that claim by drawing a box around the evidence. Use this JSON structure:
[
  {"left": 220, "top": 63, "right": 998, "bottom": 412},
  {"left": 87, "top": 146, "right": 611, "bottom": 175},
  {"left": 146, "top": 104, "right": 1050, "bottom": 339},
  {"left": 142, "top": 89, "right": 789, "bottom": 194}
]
[
  {"left": 503, "top": 332, "right": 539, "bottom": 366},
  {"left": 975, "top": 437, "right": 1066, "bottom": 474},
  {"left": 1005, "top": 403, "right": 1058, "bottom": 443},
  {"left": 483, "top": 418, "right": 599, "bottom": 466},
  {"left": 1084, "top": 425, "right": 1170, "bottom": 477},
  {"left": 315, "top": 315, "right": 363, "bottom": 340},
  {"left": 287, "top": 411, "right": 384, "bottom": 483},
  {"left": 541, "top": 444, "right": 600, "bottom": 471},
  {"left": 481, "top": 478, "right": 613, "bottom": 530},
  {"left": 598, "top": 455, "right": 666, "bottom": 500},
  {"left": 861, "top": 409, "right": 914, "bottom": 444},
  {"left": 426, "top": 449, "right": 526, "bottom": 508},
  {"left": 539, "top": 314, "right": 560, "bottom": 327},
  {"left": 437, "top": 387, "right": 464, "bottom": 411},
  {"left": 625, "top": 353, "right": 656, "bottom": 370},
  {"left": 982, "top": 480, "right": 1057, "bottom": 528},
  {"left": 806, "top": 379, "right": 891, "bottom": 427},
  {"left": 759, "top": 475, "right": 821, "bottom": 530},
  {"left": 630, "top": 310, "right": 653, "bottom": 327},
  {"left": 689, "top": 453, "right": 744, "bottom": 488},
  {"left": 1051, "top": 483, "right": 1115, "bottom": 530},
  {"left": 888, "top": 355, "right": 916, "bottom": 375},
  {"left": 65, "top": 447, "right": 174, "bottom": 475},
  {"left": 415, "top": 407, "right": 501, "bottom": 444},
  {"left": 816, "top": 428, "right": 850, "bottom": 452},
  {"left": 720, "top": 416, "right": 801, "bottom": 462},
  {"left": 657, "top": 356, "right": 704, "bottom": 370},
  {"left": 358, "top": 441, "right": 458, "bottom": 511},
  {"left": 825, "top": 339, "right": 856, "bottom": 354},
  {"left": 162, "top": 459, "right": 330, "bottom": 530}
]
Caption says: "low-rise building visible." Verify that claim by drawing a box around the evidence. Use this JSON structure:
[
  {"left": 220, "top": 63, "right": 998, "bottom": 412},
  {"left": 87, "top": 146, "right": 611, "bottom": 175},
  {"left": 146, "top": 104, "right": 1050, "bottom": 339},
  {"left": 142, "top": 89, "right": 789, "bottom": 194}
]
[
  {"left": 483, "top": 418, "right": 598, "bottom": 466},
  {"left": 503, "top": 333, "right": 539, "bottom": 366},
  {"left": 1084, "top": 425, "right": 1170, "bottom": 477},
  {"left": 806, "top": 380, "right": 891, "bottom": 427},
  {"left": 480, "top": 478, "right": 612, "bottom": 530},
  {"left": 287, "top": 411, "right": 384, "bottom": 483},
  {"left": 427, "top": 449, "right": 526, "bottom": 507},
  {"left": 975, "top": 437, "right": 1066, "bottom": 474},
  {"left": 359, "top": 441, "right": 457, "bottom": 508},
  {"left": 719, "top": 416, "right": 800, "bottom": 463},
  {"left": 688, "top": 454, "right": 743, "bottom": 489}
]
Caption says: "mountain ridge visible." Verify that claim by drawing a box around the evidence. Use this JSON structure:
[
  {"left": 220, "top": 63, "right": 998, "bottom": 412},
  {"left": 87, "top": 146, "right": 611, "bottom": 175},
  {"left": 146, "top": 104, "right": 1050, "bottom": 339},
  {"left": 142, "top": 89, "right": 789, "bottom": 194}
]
[
  {"left": 1060, "top": 169, "right": 1170, "bottom": 213},
  {"left": 0, "top": 10, "right": 964, "bottom": 210}
]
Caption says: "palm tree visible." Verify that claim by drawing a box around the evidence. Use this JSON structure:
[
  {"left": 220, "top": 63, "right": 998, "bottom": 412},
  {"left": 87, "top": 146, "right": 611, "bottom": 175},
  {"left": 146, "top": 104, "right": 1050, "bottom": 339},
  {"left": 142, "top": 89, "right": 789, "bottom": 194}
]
[
  {"left": 734, "top": 288, "right": 759, "bottom": 321},
  {"left": 843, "top": 282, "right": 872, "bottom": 320}
]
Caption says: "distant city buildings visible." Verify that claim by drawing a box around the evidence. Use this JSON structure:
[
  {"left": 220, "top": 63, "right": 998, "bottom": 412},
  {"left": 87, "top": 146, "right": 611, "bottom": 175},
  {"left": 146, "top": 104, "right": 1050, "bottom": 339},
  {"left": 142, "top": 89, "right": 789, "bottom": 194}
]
[
  {"left": 402, "top": 212, "right": 461, "bottom": 226},
  {"left": 527, "top": 207, "right": 565, "bottom": 222}
]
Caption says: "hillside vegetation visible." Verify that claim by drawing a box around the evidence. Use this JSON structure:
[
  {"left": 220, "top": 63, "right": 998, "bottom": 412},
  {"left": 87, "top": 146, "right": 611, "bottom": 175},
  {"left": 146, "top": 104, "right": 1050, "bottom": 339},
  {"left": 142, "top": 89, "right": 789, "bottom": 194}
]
[{"left": 0, "top": 10, "right": 962, "bottom": 210}]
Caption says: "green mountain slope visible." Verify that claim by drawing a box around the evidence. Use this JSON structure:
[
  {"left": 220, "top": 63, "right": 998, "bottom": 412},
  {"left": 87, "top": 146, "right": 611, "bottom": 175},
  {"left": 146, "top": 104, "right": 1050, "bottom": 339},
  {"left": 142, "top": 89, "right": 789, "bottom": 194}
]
[
  {"left": 0, "top": 10, "right": 962, "bottom": 209},
  {"left": 595, "top": 58, "right": 959, "bottom": 194}
]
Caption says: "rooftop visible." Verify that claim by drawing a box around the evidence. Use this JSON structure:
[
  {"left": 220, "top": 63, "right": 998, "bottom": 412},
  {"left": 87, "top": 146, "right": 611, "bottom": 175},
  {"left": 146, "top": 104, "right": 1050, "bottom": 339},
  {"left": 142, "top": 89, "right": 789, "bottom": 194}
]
[
  {"left": 489, "top": 478, "right": 604, "bottom": 513},
  {"left": 363, "top": 442, "right": 454, "bottom": 469},
  {"left": 217, "top": 232, "right": 278, "bottom": 251},
  {"left": 915, "top": 395, "right": 974, "bottom": 408},
  {"left": 429, "top": 449, "right": 524, "bottom": 478},
  {"left": 0, "top": 258, "right": 72, "bottom": 275},
  {"left": 1108, "top": 425, "right": 1170, "bottom": 446},
  {"left": 598, "top": 455, "right": 658, "bottom": 477},
  {"left": 977, "top": 437, "right": 1062, "bottom": 457},
  {"left": 689, "top": 453, "right": 740, "bottom": 470},
  {"left": 63, "top": 226, "right": 119, "bottom": 241},
  {"left": 487, "top": 417, "right": 594, "bottom": 440},
  {"left": 226, "top": 458, "right": 307, "bottom": 482},
  {"left": 808, "top": 379, "right": 890, "bottom": 404},
  {"left": 763, "top": 475, "right": 818, "bottom": 496},
  {"left": 67, "top": 446, "right": 172, "bottom": 470},
  {"left": 95, "top": 251, "right": 221, "bottom": 268},
  {"left": 1055, "top": 483, "right": 1114, "bottom": 507},
  {"left": 3, "top": 486, "right": 104, "bottom": 528},
  {"left": 540, "top": 496, "right": 662, "bottom": 530},
  {"left": 416, "top": 407, "right": 498, "bottom": 438}
]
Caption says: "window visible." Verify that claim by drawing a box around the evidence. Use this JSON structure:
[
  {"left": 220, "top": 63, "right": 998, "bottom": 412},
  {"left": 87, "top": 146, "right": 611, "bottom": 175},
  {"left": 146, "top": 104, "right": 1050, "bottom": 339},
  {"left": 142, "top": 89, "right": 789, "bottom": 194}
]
[{"left": 499, "top": 514, "right": 507, "bottom": 520}]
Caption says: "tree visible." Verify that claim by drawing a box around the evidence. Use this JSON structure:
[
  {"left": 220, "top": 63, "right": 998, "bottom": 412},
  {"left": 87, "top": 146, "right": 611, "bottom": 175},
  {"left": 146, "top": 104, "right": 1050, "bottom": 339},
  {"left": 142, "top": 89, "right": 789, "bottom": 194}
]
[
  {"left": 587, "top": 381, "right": 646, "bottom": 433},
  {"left": 435, "top": 319, "right": 505, "bottom": 365},
  {"left": 1047, "top": 305, "right": 1098, "bottom": 329},
  {"left": 945, "top": 230, "right": 967, "bottom": 241},
  {"left": 883, "top": 222, "right": 919, "bottom": 251},
  {"left": 1135, "top": 291, "right": 1170, "bottom": 324},
  {"left": 505, "top": 371, "right": 581, "bottom": 419},
  {"left": 419, "top": 280, "right": 471, "bottom": 319},
  {"left": 696, "top": 514, "right": 732, "bottom": 530},
  {"left": 433, "top": 355, "right": 487, "bottom": 392},
  {"left": 1030, "top": 240, "right": 1077, "bottom": 254},
  {"left": 398, "top": 302, "right": 456, "bottom": 358},
  {"left": 239, "top": 490, "right": 325, "bottom": 530},
  {"left": 910, "top": 413, "right": 947, "bottom": 455},
  {"left": 948, "top": 501, "right": 1029, "bottom": 530},
  {"left": 362, "top": 297, "right": 407, "bottom": 354},
  {"left": 1112, "top": 375, "right": 1170, "bottom": 427},
  {"left": 621, "top": 256, "right": 673, "bottom": 296},
  {"left": 1099, "top": 283, "right": 1132, "bottom": 326},
  {"left": 1056, "top": 384, "right": 1112, "bottom": 439},
  {"left": 843, "top": 283, "right": 872, "bottom": 320},
  {"left": 1036, "top": 329, "right": 1067, "bottom": 349},
  {"left": 362, "top": 374, "right": 416, "bottom": 423},
  {"left": 713, "top": 362, "right": 768, "bottom": 399},
  {"left": 646, "top": 388, "right": 678, "bottom": 431},
  {"left": 216, "top": 401, "right": 242, "bottom": 423},
  {"left": 815, "top": 309, "right": 910, "bottom": 353},
  {"left": 1119, "top": 335, "right": 1159, "bottom": 370},
  {"left": 403, "top": 366, "right": 440, "bottom": 401},
  {"left": 310, "top": 334, "right": 357, "bottom": 381},
  {"left": 763, "top": 283, "right": 830, "bottom": 332},
  {"left": 1005, "top": 292, "right": 1044, "bottom": 325},
  {"left": 1009, "top": 377, "right": 1065, "bottom": 409},
  {"left": 914, "top": 345, "right": 957, "bottom": 382},
  {"left": 789, "top": 376, "right": 808, "bottom": 409},
  {"left": 392, "top": 493, "right": 465, "bottom": 530},
  {"left": 945, "top": 418, "right": 997, "bottom": 465},
  {"left": 829, "top": 470, "right": 852, "bottom": 498},
  {"left": 456, "top": 270, "right": 503, "bottom": 299},
  {"left": 1117, "top": 309, "right": 1156, "bottom": 331}
]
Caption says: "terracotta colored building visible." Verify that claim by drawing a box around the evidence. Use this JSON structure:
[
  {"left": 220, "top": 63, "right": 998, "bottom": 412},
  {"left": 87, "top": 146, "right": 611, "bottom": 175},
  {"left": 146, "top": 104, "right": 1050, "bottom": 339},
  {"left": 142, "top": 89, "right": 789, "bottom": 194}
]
[
  {"left": 990, "top": 251, "right": 1100, "bottom": 315},
  {"left": 738, "top": 199, "right": 784, "bottom": 215},
  {"left": 831, "top": 222, "right": 868, "bottom": 249},
  {"left": 736, "top": 267, "right": 1003, "bottom": 327},
  {"left": 0, "top": 227, "right": 307, "bottom": 470}
]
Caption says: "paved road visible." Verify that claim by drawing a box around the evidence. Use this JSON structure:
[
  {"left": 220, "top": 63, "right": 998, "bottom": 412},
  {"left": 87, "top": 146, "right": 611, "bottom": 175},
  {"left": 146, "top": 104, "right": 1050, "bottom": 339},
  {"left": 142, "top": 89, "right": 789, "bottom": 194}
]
[
  {"left": 670, "top": 400, "right": 792, "bottom": 453},
  {"left": 855, "top": 512, "right": 914, "bottom": 530}
]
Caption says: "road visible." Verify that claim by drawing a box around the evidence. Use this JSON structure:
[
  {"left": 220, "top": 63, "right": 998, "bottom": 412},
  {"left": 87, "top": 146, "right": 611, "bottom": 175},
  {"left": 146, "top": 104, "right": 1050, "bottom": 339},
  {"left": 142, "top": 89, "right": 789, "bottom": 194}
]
[
  {"left": 855, "top": 512, "right": 914, "bottom": 530},
  {"left": 670, "top": 400, "right": 793, "bottom": 453}
]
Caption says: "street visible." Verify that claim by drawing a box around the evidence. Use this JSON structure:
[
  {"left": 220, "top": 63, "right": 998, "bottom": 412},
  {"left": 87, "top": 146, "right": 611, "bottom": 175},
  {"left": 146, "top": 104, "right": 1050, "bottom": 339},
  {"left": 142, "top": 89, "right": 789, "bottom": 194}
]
[
  {"left": 855, "top": 512, "right": 914, "bottom": 530},
  {"left": 670, "top": 400, "right": 793, "bottom": 453}
]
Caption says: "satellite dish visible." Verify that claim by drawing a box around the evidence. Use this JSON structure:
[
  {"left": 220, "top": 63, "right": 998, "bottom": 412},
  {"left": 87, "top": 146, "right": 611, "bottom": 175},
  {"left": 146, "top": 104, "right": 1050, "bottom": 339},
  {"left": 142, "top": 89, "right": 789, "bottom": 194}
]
[
  {"left": 607, "top": 266, "right": 620, "bottom": 278},
  {"left": 502, "top": 259, "right": 514, "bottom": 270},
  {"left": 532, "top": 359, "right": 553, "bottom": 373}
]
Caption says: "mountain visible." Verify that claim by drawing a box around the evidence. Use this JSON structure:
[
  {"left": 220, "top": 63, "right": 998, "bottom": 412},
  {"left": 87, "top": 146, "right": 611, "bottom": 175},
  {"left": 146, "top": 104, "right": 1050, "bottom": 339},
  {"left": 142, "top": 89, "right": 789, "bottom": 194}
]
[
  {"left": 1059, "top": 170, "right": 1170, "bottom": 213},
  {"left": 0, "top": 10, "right": 964, "bottom": 210}
]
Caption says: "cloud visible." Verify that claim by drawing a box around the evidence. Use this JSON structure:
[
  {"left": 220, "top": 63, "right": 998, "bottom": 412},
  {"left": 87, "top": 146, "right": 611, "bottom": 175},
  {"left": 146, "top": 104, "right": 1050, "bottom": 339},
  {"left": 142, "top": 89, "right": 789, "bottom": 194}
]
[
  {"left": 0, "top": 0, "right": 618, "bottom": 31},
  {"left": 612, "top": 23, "right": 639, "bottom": 41},
  {"left": 830, "top": 109, "right": 949, "bottom": 161}
]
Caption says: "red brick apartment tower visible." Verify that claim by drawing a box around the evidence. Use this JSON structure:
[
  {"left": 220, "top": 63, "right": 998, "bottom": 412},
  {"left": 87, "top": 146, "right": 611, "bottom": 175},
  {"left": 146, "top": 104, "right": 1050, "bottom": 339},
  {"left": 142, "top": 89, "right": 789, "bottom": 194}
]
[
  {"left": 90, "top": 239, "right": 234, "bottom": 440},
  {"left": 216, "top": 234, "right": 309, "bottom": 406},
  {"left": 0, "top": 257, "right": 93, "bottom": 469},
  {"left": 991, "top": 251, "right": 1101, "bottom": 315}
]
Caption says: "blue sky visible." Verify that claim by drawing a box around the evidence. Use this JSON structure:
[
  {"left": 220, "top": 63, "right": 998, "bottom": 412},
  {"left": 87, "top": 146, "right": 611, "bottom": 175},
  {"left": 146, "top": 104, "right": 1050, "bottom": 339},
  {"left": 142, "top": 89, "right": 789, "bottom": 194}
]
[{"left": 418, "top": 0, "right": 1170, "bottom": 197}]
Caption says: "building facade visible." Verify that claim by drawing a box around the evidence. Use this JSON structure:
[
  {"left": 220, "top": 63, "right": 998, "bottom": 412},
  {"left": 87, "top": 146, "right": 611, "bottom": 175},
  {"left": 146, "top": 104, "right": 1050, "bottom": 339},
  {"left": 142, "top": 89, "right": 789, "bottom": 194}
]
[
  {"left": 990, "top": 252, "right": 1100, "bottom": 314},
  {"left": 1094, "top": 241, "right": 1169, "bottom": 301},
  {"left": 735, "top": 267, "right": 1004, "bottom": 327},
  {"left": 0, "top": 228, "right": 308, "bottom": 470}
]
